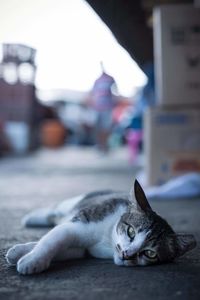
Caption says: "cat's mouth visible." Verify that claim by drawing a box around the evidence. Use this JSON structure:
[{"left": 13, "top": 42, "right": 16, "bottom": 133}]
[
  {"left": 116, "top": 244, "right": 137, "bottom": 261},
  {"left": 123, "top": 253, "right": 137, "bottom": 261}
]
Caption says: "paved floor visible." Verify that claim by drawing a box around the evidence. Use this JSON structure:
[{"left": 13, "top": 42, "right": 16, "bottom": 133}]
[{"left": 0, "top": 147, "right": 199, "bottom": 300}]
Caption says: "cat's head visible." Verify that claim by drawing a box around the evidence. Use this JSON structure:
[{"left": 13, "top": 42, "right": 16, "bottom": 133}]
[{"left": 114, "top": 180, "right": 196, "bottom": 266}]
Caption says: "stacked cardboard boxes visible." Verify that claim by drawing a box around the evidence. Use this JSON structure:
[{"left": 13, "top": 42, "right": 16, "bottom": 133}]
[
  {"left": 144, "top": 4, "right": 200, "bottom": 186},
  {"left": 145, "top": 108, "right": 200, "bottom": 185}
]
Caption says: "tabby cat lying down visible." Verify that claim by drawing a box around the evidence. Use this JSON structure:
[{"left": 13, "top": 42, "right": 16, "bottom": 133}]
[{"left": 6, "top": 180, "right": 196, "bottom": 275}]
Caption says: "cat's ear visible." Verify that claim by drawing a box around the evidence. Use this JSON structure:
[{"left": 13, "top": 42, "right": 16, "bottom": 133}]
[
  {"left": 130, "top": 179, "right": 152, "bottom": 213},
  {"left": 176, "top": 233, "right": 196, "bottom": 257}
]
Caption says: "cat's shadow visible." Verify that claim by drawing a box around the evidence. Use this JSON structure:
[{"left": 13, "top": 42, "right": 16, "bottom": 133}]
[{"left": 45, "top": 257, "right": 109, "bottom": 275}]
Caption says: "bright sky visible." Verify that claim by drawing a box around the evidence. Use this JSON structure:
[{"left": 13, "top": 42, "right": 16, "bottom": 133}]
[{"left": 0, "top": 0, "right": 147, "bottom": 97}]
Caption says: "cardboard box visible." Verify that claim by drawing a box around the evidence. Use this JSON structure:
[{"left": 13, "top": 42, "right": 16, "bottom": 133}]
[
  {"left": 153, "top": 5, "right": 200, "bottom": 107},
  {"left": 195, "top": 0, "right": 200, "bottom": 7},
  {"left": 144, "top": 107, "right": 200, "bottom": 186}
]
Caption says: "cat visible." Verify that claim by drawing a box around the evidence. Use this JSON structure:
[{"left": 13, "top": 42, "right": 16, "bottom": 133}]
[{"left": 6, "top": 180, "right": 196, "bottom": 275}]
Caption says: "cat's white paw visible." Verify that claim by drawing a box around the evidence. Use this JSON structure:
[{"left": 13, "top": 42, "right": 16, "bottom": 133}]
[
  {"left": 17, "top": 252, "right": 50, "bottom": 275},
  {"left": 6, "top": 244, "right": 28, "bottom": 265}
]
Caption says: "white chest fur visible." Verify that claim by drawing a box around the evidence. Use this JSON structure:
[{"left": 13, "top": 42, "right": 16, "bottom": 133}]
[{"left": 87, "top": 206, "right": 126, "bottom": 259}]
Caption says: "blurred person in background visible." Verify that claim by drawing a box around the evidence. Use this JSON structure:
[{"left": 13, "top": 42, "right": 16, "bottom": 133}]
[
  {"left": 124, "top": 63, "right": 155, "bottom": 163},
  {"left": 91, "top": 62, "right": 117, "bottom": 153}
]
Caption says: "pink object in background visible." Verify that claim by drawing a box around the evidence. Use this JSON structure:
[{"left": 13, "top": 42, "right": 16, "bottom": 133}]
[{"left": 126, "top": 129, "right": 143, "bottom": 163}]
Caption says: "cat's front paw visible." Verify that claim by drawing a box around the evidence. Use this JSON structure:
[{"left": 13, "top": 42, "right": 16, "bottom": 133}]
[
  {"left": 17, "top": 252, "right": 50, "bottom": 275},
  {"left": 6, "top": 244, "right": 27, "bottom": 266}
]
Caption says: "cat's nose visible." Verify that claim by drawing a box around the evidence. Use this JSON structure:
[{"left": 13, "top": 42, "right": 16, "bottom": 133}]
[{"left": 122, "top": 250, "right": 137, "bottom": 260}]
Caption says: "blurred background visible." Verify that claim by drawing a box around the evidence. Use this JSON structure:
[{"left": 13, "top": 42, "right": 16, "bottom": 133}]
[
  {"left": 0, "top": 0, "right": 200, "bottom": 188},
  {"left": 1, "top": 2, "right": 200, "bottom": 298}
]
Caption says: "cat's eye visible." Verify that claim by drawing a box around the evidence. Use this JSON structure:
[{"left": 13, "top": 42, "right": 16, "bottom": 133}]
[
  {"left": 127, "top": 226, "right": 135, "bottom": 240},
  {"left": 143, "top": 249, "right": 157, "bottom": 259}
]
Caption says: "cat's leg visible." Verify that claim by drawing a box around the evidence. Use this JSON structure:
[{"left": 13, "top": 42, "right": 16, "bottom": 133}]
[
  {"left": 22, "top": 195, "right": 84, "bottom": 228},
  {"left": 6, "top": 242, "right": 37, "bottom": 265},
  {"left": 17, "top": 222, "right": 88, "bottom": 275},
  {"left": 22, "top": 208, "right": 56, "bottom": 227},
  {"left": 6, "top": 242, "right": 85, "bottom": 266}
]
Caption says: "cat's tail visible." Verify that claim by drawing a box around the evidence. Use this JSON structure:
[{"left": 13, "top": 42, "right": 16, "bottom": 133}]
[{"left": 22, "top": 208, "right": 57, "bottom": 227}]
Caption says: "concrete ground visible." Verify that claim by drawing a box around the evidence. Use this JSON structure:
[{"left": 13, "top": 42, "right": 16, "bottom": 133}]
[{"left": 0, "top": 147, "right": 199, "bottom": 300}]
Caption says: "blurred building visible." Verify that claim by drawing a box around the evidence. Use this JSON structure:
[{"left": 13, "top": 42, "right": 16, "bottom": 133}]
[{"left": 0, "top": 43, "right": 39, "bottom": 154}]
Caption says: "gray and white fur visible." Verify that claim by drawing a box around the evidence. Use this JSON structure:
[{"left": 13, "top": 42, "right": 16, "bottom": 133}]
[{"left": 6, "top": 180, "right": 196, "bottom": 274}]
